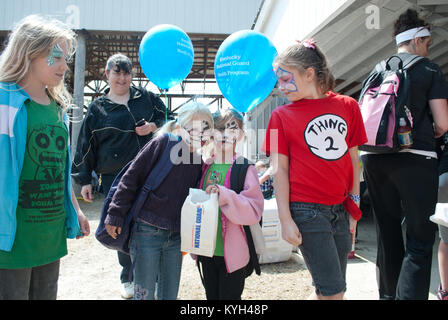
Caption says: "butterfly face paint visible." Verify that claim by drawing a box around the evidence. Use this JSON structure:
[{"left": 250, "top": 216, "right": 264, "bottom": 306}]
[
  {"left": 47, "top": 44, "right": 64, "bottom": 67},
  {"left": 276, "top": 67, "right": 298, "bottom": 93}
]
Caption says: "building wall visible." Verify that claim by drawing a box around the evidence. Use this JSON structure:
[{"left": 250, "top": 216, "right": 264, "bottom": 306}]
[
  {"left": 255, "top": 0, "right": 349, "bottom": 53},
  {"left": 0, "top": 0, "right": 262, "bottom": 34},
  {"left": 246, "top": 0, "right": 351, "bottom": 160},
  {"left": 242, "top": 89, "right": 288, "bottom": 162}
]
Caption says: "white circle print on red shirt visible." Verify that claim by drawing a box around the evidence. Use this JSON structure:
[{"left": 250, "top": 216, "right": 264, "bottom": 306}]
[{"left": 304, "top": 114, "right": 349, "bottom": 161}]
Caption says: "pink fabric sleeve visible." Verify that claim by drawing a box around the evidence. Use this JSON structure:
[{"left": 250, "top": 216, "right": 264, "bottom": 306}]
[{"left": 216, "top": 165, "right": 264, "bottom": 225}]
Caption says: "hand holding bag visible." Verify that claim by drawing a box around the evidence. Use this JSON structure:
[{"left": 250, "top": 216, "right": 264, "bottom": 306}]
[
  {"left": 181, "top": 188, "right": 219, "bottom": 257},
  {"left": 430, "top": 203, "right": 448, "bottom": 228}
]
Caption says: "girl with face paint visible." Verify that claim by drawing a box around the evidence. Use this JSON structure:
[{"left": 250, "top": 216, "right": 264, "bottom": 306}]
[
  {"left": 263, "top": 40, "right": 368, "bottom": 300},
  {"left": 105, "top": 102, "right": 213, "bottom": 300},
  {"left": 0, "top": 15, "right": 90, "bottom": 300},
  {"left": 195, "top": 109, "right": 264, "bottom": 300}
]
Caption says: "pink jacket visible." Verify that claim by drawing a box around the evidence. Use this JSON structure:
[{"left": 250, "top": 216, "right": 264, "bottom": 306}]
[{"left": 198, "top": 156, "right": 264, "bottom": 273}]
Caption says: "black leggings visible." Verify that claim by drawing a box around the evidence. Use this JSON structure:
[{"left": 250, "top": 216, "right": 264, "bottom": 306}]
[
  {"left": 197, "top": 256, "right": 246, "bottom": 300},
  {"left": 362, "top": 153, "right": 438, "bottom": 300}
]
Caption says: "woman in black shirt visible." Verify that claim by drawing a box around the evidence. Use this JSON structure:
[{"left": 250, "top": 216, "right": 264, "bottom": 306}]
[{"left": 361, "top": 9, "right": 448, "bottom": 300}]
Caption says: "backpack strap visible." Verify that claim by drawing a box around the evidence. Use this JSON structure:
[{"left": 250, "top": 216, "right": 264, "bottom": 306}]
[
  {"left": 129, "top": 133, "right": 179, "bottom": 220},
  {"left": 230, "top": 157, "right": 261, "bottom": 276},
  {"left": 141, "top": 133, "right": 179, "bottom": 190},
  {"left": 385, "top": 54, "right": 426, "bottom": 72},
  {"left": 402, "top": 54, "right": 426, "bottom": 70},
  {"left": 126, "top": 133, "right": 180, "bottom": 281}
]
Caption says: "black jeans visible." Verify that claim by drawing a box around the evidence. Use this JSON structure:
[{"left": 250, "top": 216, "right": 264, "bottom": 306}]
[
  {"left": 0, "top": 260, "right": 60, "bottom": 300},
  {"left": 102, "top": 173, "right": 132, "bottom": 283},
  {"left": 197, "top": 256, "right": 246, "bottom": 300},
  {"left": 362, "top": 153, "right": 438, "bottom": 300}
]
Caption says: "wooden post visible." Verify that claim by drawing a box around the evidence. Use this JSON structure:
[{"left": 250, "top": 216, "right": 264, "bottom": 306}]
[{"left": 71, "top": 32, "right": 86, "bottom": 160}]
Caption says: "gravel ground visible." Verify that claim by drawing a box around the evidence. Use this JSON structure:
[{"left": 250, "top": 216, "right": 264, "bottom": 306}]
[{"left": 57, "top": 194, "right": 314, "bottom": 300}]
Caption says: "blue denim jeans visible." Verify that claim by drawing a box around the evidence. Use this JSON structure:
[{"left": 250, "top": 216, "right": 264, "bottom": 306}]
[
  {"left": 290, "top": 202, "right": 351, "bottom": 297},
  {"left": 129, "top": 221, "right": 182, "bottom": 300}
]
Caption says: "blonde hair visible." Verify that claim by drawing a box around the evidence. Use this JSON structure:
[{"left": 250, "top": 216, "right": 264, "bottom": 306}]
[
  {"left": 157, "top": 101, "right": 213, "bottom": 136},
  {"left": 255, "top": 160, "right": 267, "bottom": 170},
  {"left": 0, "top": 15, "right": 77, "bottom": 110}
]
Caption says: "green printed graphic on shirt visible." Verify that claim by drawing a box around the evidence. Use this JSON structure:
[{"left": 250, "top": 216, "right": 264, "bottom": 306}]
[
  {"left": 0, "top": 99, "right": 68, "bottom": 269},
  {"left": 202, "top": 163, "right": 231, "bottom": 257}
]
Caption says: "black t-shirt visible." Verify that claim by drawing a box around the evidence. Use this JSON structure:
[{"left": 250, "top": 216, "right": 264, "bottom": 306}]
[{"left": 388, "top": 53, "right": 448, "bottom": 152}]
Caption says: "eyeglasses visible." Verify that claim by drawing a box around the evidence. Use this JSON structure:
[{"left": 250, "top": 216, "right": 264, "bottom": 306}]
[{"left": 183, "top": 121, "right": 212, "bottom": 139}]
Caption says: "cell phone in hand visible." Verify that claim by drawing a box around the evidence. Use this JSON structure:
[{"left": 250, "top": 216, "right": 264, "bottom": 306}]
[{"left": 136, "top": 119, "right": 146, "bottom": 127}]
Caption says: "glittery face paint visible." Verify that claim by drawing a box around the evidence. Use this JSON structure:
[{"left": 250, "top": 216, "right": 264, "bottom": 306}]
[
  {"left": 276, "top": 67, "right": 298, "bottom": 93},
  {"left": 47, "top": 44, "right": 64, "bottom": 66}
]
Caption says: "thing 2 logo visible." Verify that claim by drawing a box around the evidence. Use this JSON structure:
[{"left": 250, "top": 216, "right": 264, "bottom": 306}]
[{"left": 304, "top": 114, "right": 348, "bottom": 161}]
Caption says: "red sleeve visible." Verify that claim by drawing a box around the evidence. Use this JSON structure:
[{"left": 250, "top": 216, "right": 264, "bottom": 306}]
[
  {"left": 261, "top": 109, "right": 289, "bottom": 157},
  {"left": 343, "top": 197, "right": 362, "bottom": 221},
  {"left": 346, "top": 98, "right": 367, "bottom": 149}
]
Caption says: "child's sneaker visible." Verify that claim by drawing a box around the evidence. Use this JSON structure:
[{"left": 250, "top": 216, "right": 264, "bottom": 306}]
[
  {"left": 438, "top": 284, "right": 448, "bottom": 300},
  {"left": 121, "top": 282, "right": 134, "bottom": 299}
]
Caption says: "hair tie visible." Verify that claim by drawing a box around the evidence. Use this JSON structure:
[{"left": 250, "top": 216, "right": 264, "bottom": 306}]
[{"left": 296, "top": 38, "right": 317, "bottom": 50}]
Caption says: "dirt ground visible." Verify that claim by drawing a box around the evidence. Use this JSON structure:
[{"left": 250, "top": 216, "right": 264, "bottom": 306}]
[{"left": 57, "top": 193, "right": 314, "bottom": 300}]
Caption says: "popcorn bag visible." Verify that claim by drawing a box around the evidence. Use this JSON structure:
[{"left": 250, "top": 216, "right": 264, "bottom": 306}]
[{"left": 181, "top": 188, "right": 219, "bottom": 257}]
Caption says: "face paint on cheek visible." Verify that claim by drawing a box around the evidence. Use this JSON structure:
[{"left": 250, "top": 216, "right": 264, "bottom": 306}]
[
  {"left": 219, "top": 119, "right": 240, "bottom": 144},
  {"left": 276, "top": 67, "right": 298, "bottom": 93},
  {"left": 202, "top": 121, "right": 211, "bottom": 132},
  {"left": 47, "top": 44, "right": 63, "bottom": 66},
  {"left": 225, "top": 120, "right": 239, "bottom": 130}
]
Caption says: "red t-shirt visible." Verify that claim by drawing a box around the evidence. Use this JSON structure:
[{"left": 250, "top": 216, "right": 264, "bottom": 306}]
[{"left": 262, "top": 92, "right": 367, "bottom": 205}]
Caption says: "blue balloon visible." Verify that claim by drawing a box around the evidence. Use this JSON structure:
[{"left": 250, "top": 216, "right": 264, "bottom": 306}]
[
  {"left": 139, "top": 24, "right": 194, "bottom": 90},
  {"left": 215, "top": 30, "right": 278, "bottom": 113}
]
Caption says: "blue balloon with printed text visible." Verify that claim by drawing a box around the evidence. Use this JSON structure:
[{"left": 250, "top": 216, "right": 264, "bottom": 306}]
[
  {"left": 215, "top": 30, "right": 278, "bottom": 113},
  {"left": 139, "top": 24, "right": 194, "bottom": 90}
]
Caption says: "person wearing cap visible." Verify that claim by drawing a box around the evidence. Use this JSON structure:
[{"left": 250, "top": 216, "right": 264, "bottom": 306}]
[
  {"left": 361, "top": 9, "right": 448, "bottom": 300},
  {"left": 72, "top": 53, "right": 173, "bottom": 299}
]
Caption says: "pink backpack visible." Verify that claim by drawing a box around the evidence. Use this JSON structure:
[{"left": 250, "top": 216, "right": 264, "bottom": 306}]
[{"left": 358, "top": 54, "right": 425, "bottom": 153}]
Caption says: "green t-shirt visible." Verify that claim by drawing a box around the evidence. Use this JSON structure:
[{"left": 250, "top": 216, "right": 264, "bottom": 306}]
[
  {"left": 0, "top": 99, "right": 68, "bottom": 269},
  {"left": 202, "top": 163, "right": 232, "bottom": 257}
]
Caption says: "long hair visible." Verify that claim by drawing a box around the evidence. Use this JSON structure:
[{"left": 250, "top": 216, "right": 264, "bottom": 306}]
[{"left": 0, "top": 15, "right": 77, "bottom": 110}]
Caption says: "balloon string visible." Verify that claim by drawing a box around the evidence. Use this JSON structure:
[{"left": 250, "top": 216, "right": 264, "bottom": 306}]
[{"left": 164, "top": 90, "right": 168, "bottom": 123}]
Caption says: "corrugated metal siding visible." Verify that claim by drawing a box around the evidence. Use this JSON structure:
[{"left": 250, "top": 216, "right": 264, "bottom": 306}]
[
  {"left": 243, "top": 89, "right": 289, "bottom": 161},
  {"left": 0, "top": 0, "right": 263, "bottom": 33},
  {"left": 255, "top": 0, "right": 349, "bottom": 52}
]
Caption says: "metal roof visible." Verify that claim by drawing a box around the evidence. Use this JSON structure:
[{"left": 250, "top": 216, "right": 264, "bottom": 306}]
[
  {"left": 0, "top": 0, "right": 262, "bottom": 34},
  {"left": 304, "top": 0, "right": 448, "bottom": 98},
  {"left": 245, "top": 0, "right": 448, "bottom": 162},
  {"left": 0, "top": 0, "right": 264, "bottom": 105}
]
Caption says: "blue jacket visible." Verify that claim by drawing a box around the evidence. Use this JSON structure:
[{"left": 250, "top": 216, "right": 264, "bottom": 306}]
[{"left": 0, "top": 82, "right": 81, "bottom": 252}]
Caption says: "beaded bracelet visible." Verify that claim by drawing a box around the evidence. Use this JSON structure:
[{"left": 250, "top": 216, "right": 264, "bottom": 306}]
[{"left": 349, "top": 194, "right": 361, "bottom": 203}]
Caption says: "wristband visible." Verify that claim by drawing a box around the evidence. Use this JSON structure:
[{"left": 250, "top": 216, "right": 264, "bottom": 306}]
[{"left": 349, "top": 194, "right": 360, "bottom": 203}]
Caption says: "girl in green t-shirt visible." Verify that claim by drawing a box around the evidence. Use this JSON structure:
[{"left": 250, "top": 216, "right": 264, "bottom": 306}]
[
  {"left": 0, "top": 15, "right": 90, "bottom": 300},
  {"left": 198, "top": 109, "right": 264, "bottom": 300}
]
